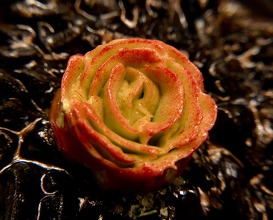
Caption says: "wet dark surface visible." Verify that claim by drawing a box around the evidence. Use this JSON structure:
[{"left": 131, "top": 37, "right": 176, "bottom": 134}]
[{"left": 0, "top": 0, "right": 273, "bottom": 219}]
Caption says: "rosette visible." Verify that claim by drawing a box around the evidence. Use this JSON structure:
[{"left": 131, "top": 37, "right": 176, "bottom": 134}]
[{"left": 50, "top": 38, "right": 217, "bottom": 191}]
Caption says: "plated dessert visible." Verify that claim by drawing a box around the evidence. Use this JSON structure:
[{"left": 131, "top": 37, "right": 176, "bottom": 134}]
[{"left": 0, "top": 0, "right": 272, "bottom": 219}]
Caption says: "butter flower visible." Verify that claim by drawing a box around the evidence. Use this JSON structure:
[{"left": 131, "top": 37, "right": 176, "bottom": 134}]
[{"left": 50, "top": 38, "right": 217, "bottom": 191}]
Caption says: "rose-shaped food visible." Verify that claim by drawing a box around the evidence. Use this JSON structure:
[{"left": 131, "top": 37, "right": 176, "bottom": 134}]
[{"left": 50, "top": 38, "right": 217, "bottom": 191}]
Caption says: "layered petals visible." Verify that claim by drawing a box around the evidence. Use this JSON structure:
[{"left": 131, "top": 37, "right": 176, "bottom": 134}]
[{"left": 50, "top": 38, "right": 217, "bottom": 191}]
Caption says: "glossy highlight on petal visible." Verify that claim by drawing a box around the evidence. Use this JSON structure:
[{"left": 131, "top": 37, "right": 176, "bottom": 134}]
[{"left": 50, "top": 38, "right": 217, "bottom": 191}]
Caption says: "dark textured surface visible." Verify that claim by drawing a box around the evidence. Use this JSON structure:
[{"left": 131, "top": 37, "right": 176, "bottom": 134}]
[{"left": 0, "top": 0, "right": 273, "bottom": 219}]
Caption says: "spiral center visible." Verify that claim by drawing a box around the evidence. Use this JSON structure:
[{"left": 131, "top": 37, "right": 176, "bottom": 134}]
[{"left": 117, "top": 67, "right": 160, "bottom": 127}]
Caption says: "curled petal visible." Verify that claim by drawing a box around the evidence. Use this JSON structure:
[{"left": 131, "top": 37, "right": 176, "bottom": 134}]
[{"left": 50, "top": 38, "right": 217, "bottom": 191}]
